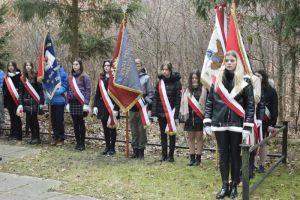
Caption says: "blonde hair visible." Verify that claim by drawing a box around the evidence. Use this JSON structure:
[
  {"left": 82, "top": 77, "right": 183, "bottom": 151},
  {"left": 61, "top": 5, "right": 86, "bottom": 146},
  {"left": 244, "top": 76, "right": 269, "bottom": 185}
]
[{"left": 215, "top": 50, "right": 245, "bottom": 92}]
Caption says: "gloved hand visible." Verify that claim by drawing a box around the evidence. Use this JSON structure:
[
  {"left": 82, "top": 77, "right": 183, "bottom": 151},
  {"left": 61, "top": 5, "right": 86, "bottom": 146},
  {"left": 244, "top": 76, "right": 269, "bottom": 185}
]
[
  {"left": 93, "top": 107, "right": 98, "bottom": 115},
  {"left": 242, "top": 130, "right": 251, "bottom": 141},
  {"left": 175, "top": 119, "right": 179, "bottom": 125},
  {"left": 147, "top": 110, "right": 151, "bottom": 117},
  {"left": 65, "top": 104, "right": 70, "bottom": 112},
  {"left": 17, "top": 105, "right": 23, "bottom": 113},
  {"left": 256, "top": 120, "right": 262, "bottom": 127},
  {"left": 204, "top": 126, "right": 213, "bottom": 136},
  {"left": 83, "top": 104, "right": 90, "bottom": 112},
  {"left": 152, "top": 116, "right": 158, "bottom": 122},
  {"left": 113, "top": 110, "right": 118, "bottom": 118}
]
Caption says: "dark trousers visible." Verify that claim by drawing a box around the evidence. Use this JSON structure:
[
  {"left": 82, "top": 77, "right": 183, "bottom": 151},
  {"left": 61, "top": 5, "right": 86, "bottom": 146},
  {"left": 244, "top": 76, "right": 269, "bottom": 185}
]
[
  {"left": 158, "top": 117, "right": 176, "bottom": 158},
  {"left": 101, "top": 119, "right": 117, "bottom": 150},
  {"left": 7, "top": 104, "right": 22, "bottom": 139},
  {"left": 50, "top": 105, "right": 65, "bottom": 140},
  {"left": 26, "top": 112, "right": 40, "bottom": 140},
  {"left": 215, "top": 131, "right": 242, "bottom": 184},
  {"left": 71, "top": 115, "right": 86, "bottom": 146}
]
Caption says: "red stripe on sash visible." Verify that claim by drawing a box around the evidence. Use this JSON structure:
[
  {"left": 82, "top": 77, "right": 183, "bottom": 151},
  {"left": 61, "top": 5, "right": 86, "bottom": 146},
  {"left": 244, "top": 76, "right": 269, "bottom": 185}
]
[
  {"left": 20, "top": 77, "right": 40, "bottom": 104},
  {"left": 69, "top": 75, "right": 84, "bottom": 105},
  {"left": 4, "top": 75, "right": 19, "bottom": 106}
]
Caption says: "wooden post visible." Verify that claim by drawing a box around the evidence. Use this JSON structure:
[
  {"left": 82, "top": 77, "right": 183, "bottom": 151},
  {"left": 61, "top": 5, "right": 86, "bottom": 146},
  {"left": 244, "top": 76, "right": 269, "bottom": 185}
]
[
  {"left": 48, "top": 104, "right": 52, "bottom": 143},
  {"left": 125, "top": 112, "right": 129, "bottom": 158}
]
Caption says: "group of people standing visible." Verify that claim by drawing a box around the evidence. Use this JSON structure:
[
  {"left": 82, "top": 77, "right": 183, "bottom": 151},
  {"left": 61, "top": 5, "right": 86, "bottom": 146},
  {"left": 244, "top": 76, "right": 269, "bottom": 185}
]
[{"left": 0, "top": 50, "right": 278, "bottom": 199}]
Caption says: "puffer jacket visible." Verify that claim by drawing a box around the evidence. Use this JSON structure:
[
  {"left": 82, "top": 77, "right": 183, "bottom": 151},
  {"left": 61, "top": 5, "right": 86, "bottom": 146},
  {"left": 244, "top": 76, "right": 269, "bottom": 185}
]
[
  {"left": 19, "top": 75, "right": 44, "bottom": 114},
  {"left": 152, "top": 72, "right": 182, "bottom": 119},
  {"left": 44, "top": 67, "right": 68, "bottom": 105},
  {"left": 261, "top": 85, "right": 278, "bottom": 129},
  {"left": 3, "top": 70, "right": 21, "bottom": 108},
  {"left": 204, "top": 74, "right": 255, "bottom": 133},
  {"left": 93, "top": 75, "right": 120, "bottom": 120},
  {"left": 131, "top": 68, "right": 154, "bottom": 111},
  {"left": 67, "top": 71, "right": 91, "bottom": 105}
]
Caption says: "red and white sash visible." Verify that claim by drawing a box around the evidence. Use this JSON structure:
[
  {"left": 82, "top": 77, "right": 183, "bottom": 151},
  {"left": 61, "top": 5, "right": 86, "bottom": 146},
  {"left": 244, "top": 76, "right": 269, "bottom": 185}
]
[
  {"left": 69, "top": 75, "right": 85, "bottom": 105},
  {"left": 264, "top": 106, "right": 271, "bottom": 122},
  {"left": 188, "top": 95, "right": 204, "bottom": 120},
  {"left": 158, "top": 80, "right": 176, "bottom": 135},
  {"left": 98, "top": 79, "right": 116, "bottom": 128},
  {"left": 213, "top": 77, "right": 245, "bottom": 118},
  {"left": 4, "top": 75, "right": 19, "bottom": 106},
  {"left": 136, "top": 98, "right": 150, "bottom": 128},
  {"left": 20, "top": 77, "right": 40, "bottom": 104}
]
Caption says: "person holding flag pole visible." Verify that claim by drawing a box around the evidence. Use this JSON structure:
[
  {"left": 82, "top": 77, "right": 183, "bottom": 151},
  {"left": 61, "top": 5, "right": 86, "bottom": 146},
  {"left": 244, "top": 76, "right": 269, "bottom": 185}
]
[
  {"left": 38, "top": 32, "right": 68, "bottom": 145},
  {"left": 108, "top": 1, "right": 144, "bottom": 158}
]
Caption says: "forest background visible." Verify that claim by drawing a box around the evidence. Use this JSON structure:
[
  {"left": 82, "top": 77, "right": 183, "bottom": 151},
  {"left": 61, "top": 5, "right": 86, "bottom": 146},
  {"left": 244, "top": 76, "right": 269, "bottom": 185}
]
[{"left": 0, "top": 0, "right": 299, "bottom": 135}]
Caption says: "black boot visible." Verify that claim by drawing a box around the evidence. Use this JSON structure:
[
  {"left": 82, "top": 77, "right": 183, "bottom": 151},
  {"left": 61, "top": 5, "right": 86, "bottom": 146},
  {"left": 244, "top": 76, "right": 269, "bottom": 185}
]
[
  {"left": 194, "top": 154, "right": 201, "bottom": 166},
  {"left": 188, "top": 154, "right": 195, "bottom": 166},
  {"left": 161, "top": 147, "right": 168, "bottom": 161},
  {"left": 131, "top": 148, "right": 139, "bottom": 158},
  {"left": 229, "top": 182, "right": 238, "bottom": 199},
  {"left": 139, "top": 149, "right": 144, "bottom": 160},
  {"left": 168, "top": 148, "right": 175, "bottom": 162},
  {"left": 216, "top": 182, "right": 230, "bottom": 199}
]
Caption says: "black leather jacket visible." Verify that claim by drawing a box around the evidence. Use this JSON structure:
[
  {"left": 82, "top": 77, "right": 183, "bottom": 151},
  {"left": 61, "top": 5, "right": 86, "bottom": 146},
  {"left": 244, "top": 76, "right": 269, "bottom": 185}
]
[{"left": 204, "top": 74, "right": 255, "bottom": 132}]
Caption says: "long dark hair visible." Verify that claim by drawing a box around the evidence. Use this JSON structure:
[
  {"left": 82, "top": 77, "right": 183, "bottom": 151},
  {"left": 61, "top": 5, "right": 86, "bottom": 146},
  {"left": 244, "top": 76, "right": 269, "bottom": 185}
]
[
  {"left": 22, "top": 61, "right": 36, "bottom": 82},
  {"left": 160, "top": 61, "right": 173, "bottom": 74},
  {"left": 7, "top": 61, "right": 17, "bottom": 73},
  {"left": 100, "top": 59, "right": 111, "bottom": 79},
  {"left": 255, "top": 69, "right": 270, "bottom": 89},
  {"left": 72, "top": 58, "right": 83, "bottom": 74},
  {"left": 188, "top": 69, "right": 202, "bottom": 95}
]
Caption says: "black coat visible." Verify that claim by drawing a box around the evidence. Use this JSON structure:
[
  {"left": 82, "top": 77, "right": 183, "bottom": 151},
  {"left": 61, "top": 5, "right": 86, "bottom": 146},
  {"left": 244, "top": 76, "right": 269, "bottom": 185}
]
[
  {"left": 262, "top": 85, "right": 278, "bottom": 129},
  {"left": 184, "top": 87, "right": 203, "bottom": 128},
  {"left": 3, "top": 71, "right": 21, "bottom": 108},
  {"left": 152, "top": 72, "right": 182, "bottom": 119},
  {"left": 93, "top": 76, "right": 119, "bottom": 120},
  {"left": 19, "top": 75, "right": 44, "bottom": 114},
  {"left": 204, "top": 74, "right": 255, "bottom": 132}
]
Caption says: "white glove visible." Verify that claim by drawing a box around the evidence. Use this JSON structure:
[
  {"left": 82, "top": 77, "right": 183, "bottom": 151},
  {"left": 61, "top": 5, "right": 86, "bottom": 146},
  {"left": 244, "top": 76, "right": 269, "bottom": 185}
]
[
  {"left": 242, "top": 130, "right": 251, "bottom": 141},
  {"left": 113, "top": 111, "right": 118, "bottom": 118},
  {"left": 152, "top": 116, "right": 158, "bottom": 122},
  {"left": 83, "top": 104, "right": 90, "bottom": 112},
  {"left": 204, "top": 126, "right": 213, "bottom": 136},
  {"left": 256, "top": 120, "right": 262, "bottom": 127},
  {"left": 147, "top": 110, "right": 151, "bottom": 117},
  {"left": 17, "top": 105, "right": 23, "bottom": 113},
  {"left": 65, "top": 104, "right": 70, "bottom": 112},
  {"left": 93, "top": 107, "right": 98, "bottom": 115}
]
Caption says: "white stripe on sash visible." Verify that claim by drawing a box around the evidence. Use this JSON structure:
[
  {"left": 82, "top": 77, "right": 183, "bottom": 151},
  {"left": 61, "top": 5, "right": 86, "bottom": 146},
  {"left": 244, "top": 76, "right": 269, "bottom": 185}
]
[
  {"left": 4, "top": 76, "right": 19, "bottom": 106},
  {"left": 188, "top": 95, "right": 204, "bottom": 120},
  {"left": 136, "top": 98, "right": 150, "bottom": 128},
  {"left": 22, "top": 78, "right": 40, "bottom": 103},
  {"left": 98, "top": 79, "right": 116, "bottom": 128},
  {"left": 158, "top": 80, "right": 176, "bottom": 135},
  {"left": 69, "top": 76, "right": 85, "bottom": 105}
]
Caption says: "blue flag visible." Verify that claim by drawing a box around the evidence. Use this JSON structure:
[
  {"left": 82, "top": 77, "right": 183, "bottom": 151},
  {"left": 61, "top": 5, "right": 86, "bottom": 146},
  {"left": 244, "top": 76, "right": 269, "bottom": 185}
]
[{"left": 40, "top": 32, "right": 61, "bottom": 100}]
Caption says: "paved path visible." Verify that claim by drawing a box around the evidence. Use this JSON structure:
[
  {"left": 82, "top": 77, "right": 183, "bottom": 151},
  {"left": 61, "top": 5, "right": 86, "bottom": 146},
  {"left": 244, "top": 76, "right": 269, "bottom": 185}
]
[{"left": 0, "top": 144, "right": 98, "bottom": 200}]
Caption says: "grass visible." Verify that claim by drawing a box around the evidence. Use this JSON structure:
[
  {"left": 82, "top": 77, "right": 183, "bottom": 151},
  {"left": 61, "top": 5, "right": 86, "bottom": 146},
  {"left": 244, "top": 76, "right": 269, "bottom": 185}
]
[{"left": 0, "top": 140, "right": 299, "bottom": 200}]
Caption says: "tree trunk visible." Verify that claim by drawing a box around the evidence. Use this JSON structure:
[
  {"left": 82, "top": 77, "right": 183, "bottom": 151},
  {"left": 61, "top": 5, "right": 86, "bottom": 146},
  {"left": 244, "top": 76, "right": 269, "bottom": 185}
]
[
  {"left": 71, "top": 0, "right": 80, "bottom": 60},
  {"left": 276, "top": 18, "right": 284, "bottom": 122},
  {"left": 289, "top": 47, "right": 297, "bottom": 117}
]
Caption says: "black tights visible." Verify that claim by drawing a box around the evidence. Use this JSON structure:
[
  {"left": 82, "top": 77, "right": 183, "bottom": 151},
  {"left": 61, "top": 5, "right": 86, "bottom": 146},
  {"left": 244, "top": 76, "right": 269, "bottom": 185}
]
[
  {"left": 101, "top": 119, "right": 117, "bottom": 150},
  {"left": 215, "top": 131, "right": 242, "bottom": 184},
  {"left": 26, "top": 112, "right": 40, "bottom": 140},
  {"left": 71, "top": 115, "right": 86, "bottom": 146},
  {"left": 158, "top": 117, "right": 176, "bottom": 158}
]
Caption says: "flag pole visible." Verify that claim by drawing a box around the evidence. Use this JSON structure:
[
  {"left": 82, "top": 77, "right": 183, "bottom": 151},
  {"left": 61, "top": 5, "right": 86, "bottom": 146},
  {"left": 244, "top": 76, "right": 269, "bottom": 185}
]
[
  {"left": 125, "top": 112, "right": 129, "bottom": 158},
  {"left": 48, "top": 104, "right": 52, "bottom": 143}
]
